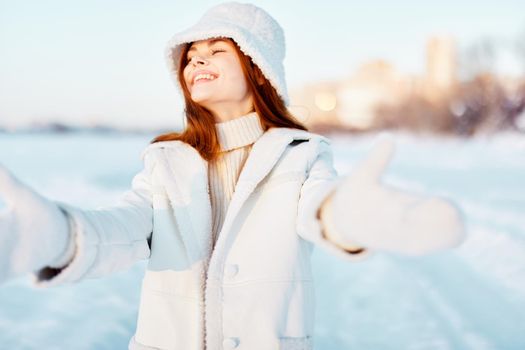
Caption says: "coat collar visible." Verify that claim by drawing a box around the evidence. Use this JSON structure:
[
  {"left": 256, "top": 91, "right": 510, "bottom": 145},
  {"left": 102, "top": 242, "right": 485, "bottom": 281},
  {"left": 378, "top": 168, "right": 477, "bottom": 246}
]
[
  {"left": 234, "top": 127, "right": 315, "bottom": 189},
  {"left": 142, "top": 127, "right": 327, "bottom": 187}
]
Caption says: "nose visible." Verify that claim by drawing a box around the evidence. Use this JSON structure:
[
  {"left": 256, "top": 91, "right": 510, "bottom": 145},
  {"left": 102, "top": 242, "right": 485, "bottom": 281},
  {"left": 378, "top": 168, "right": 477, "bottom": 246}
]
[{"left": 190, "top": 55, "right": 208, "bottom": 66}]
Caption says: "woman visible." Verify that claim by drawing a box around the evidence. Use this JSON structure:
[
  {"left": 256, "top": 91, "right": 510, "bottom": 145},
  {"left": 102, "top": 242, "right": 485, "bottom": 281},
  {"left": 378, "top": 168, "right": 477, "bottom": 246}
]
[{"left": 0, "top": 2, "right": 465, "bottom": 350}]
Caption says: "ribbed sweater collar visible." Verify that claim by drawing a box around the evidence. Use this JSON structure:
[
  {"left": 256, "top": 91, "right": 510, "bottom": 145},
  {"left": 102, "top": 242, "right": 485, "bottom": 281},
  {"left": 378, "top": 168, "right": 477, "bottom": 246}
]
[{"left": 215, "top": 111, "right": 264, "bottom": 151}]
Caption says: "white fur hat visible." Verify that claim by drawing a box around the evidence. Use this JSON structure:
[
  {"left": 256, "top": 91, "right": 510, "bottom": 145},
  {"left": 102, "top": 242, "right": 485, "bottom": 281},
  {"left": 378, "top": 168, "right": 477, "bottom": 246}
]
[{"left": 165, "top": 1, "right": 289, "bottom": 105}]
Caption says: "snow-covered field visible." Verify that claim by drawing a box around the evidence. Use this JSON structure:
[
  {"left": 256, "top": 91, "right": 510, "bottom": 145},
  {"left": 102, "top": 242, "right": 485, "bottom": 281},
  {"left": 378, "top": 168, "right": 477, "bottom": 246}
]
[{"left": 0, "top": 131, "right": 524, "bottom": 349}]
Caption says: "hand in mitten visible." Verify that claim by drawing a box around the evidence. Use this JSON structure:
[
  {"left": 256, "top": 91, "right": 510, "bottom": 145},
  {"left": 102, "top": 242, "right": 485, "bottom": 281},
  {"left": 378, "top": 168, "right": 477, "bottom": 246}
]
[
  {"left": 319, "top": 138, "right": 466, "bottom": 256},
  {"left": 0, "top": 164, "right": 73, "bottom": 284}
]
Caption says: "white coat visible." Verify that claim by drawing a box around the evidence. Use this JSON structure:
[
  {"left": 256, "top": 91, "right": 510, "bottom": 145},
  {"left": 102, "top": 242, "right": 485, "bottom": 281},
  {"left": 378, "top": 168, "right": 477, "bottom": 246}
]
[{"left": 33, "top": 127, "right": 368, "bottom": 350}]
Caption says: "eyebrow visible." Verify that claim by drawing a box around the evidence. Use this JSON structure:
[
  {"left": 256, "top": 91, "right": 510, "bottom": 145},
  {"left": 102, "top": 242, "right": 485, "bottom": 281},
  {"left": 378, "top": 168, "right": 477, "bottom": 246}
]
[{"left": 187, "top": 38, "right": 228, "bottom": 53}]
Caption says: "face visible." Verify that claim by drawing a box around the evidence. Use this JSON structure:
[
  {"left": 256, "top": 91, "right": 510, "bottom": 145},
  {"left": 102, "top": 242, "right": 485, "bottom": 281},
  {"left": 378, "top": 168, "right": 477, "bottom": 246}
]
[{"left": 182, "top": 38, "right": 254, "bottom": 120}]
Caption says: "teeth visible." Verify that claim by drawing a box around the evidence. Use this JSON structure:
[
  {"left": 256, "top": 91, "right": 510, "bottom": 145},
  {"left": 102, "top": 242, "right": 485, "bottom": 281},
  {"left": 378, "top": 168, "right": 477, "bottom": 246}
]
[{"left": 194, "top": 73, "right": 217, "bottom": 83}]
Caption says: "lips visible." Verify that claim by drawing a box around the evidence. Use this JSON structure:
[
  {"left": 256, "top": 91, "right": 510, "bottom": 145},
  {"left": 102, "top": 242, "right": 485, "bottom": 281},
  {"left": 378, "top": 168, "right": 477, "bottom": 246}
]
[{"left": 192, "top": 70, "right": 219, "bottom": 85}]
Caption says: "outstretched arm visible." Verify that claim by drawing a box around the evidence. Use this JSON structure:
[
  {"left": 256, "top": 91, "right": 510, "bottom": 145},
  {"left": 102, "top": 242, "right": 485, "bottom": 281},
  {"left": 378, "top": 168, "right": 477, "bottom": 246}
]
[
  {"left": 297, "top": 137, "right": 466, "bottom": 260},
  {"left": 319, "top": 138, "right": 466, "bottom": 257},
  {"left": 0, "top": 154, "right": 155, "bottom": 288}
]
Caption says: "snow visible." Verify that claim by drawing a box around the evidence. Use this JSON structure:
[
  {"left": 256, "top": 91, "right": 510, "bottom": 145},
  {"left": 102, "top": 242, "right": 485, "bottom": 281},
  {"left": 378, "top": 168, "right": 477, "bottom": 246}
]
[{"left": 0, "top": 131, "right": 524, "bottom": 349}]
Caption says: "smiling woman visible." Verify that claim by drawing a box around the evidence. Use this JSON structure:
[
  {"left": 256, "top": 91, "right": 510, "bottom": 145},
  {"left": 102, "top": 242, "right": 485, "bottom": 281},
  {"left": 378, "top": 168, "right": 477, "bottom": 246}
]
[
  {"left": 152, "top": 36, "right": 306, "bottom": 161},
  {"left": 0, "top": 2, "right": 466, "bottom": 350}
]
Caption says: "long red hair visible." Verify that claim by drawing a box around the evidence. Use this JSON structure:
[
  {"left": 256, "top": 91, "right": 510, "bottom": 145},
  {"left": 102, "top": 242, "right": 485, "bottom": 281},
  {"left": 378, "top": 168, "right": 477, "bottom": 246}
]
[{"left": 151, "top": 37, "right": 307, "bottom": 161}]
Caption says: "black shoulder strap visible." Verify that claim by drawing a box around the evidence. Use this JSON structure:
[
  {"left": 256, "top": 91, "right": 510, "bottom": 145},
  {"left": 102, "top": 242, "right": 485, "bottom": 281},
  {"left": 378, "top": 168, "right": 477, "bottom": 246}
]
[{"left": 290, "top": 139, "right": 309, "bottom": 147}]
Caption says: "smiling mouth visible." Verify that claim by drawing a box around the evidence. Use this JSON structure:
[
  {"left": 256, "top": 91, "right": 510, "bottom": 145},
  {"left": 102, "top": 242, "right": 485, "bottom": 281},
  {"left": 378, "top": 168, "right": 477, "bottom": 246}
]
[{"left": 193, "top": 73, "right": 218, "bottom": 85}]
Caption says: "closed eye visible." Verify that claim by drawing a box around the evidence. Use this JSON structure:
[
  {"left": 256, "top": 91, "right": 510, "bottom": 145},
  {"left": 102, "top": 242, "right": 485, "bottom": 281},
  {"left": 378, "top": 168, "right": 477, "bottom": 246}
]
[{"left": 186, "top": 49, "right": 225, "bottom": 63}]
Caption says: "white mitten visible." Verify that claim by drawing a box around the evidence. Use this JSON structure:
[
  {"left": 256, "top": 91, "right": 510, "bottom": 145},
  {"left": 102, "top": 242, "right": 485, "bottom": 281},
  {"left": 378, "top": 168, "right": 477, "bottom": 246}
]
[
  {"left": 320, "top": 138, "right": 466, "bottom": 256},
  {"left": 0, "top": 164, "right": 74, "bottom": 284}
]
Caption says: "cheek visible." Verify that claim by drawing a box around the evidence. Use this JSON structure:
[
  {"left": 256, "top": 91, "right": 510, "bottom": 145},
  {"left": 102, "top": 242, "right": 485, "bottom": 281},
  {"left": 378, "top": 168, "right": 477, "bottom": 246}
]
[
  {"left": 221, "top": 60, "right": 248, "bottom": 90},
  {"left": 182, "top": 66, "right": 192, "bottom": 86}
]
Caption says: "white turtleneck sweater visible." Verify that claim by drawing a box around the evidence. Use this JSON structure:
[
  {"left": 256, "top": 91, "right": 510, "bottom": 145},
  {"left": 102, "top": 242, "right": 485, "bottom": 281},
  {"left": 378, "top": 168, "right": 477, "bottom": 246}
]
[{"left": 208, "top": 111, "right": 264, "bottom": 248}]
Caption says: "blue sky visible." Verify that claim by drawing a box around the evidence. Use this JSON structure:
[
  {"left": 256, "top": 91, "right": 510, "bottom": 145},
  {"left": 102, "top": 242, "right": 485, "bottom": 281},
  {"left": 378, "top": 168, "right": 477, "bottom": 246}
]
[{"left": 0, "top": 0, "right": 523, "bottom": 129}]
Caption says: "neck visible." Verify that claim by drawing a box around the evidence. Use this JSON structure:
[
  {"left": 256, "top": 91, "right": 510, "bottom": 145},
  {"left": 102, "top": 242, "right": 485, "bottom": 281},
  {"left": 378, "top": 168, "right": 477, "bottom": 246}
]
[{"left": 208, "top": 102, "right": 255, "bottom": 123}]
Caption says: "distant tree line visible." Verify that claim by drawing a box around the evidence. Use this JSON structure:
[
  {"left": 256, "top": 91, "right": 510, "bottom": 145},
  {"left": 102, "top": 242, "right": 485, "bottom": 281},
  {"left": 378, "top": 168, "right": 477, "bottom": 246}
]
[{"left": 374, "top": 74, "right": 525, "bottom": 136}]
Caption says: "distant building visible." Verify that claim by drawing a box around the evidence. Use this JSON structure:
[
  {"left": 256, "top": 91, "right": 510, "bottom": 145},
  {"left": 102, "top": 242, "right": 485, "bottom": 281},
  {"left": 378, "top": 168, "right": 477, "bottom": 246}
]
[
  {"left": 336, "top": 60, "right": 418, "bottom": 129},
  {"left": 425, "top": 36, "right": 457, "bottom": 101},
  {"left": 290, "top": 36, "right": 459, "bottom": 131}
]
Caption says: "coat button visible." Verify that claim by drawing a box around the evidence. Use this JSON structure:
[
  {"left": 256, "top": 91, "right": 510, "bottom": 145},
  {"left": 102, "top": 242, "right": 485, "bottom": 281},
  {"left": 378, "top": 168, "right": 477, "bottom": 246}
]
[
  {"left": 223, "top": 337, "right": 239, "bottom": 349},
  {"left": 224, "top": 264, "right": 239, "bottom": 278}
]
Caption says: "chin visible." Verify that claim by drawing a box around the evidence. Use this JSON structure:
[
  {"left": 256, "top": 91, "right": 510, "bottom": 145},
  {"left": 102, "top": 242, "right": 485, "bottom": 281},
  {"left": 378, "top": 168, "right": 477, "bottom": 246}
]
[
  {"left": 190, "top": 93, "right": 212, "bottom": 104},
  {"left": 190, "top": 97, "right": 217, "bottom": 112}
]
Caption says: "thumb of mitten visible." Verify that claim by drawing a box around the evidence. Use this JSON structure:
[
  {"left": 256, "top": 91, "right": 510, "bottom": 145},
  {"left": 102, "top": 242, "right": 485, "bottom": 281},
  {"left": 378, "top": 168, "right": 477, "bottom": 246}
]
[
  {"left": 0, "top": 164, "right": 44, "bottom": 209},
  {"left": 336, "top": 137, "right": 396, "bottom": 202},
  {"left": 351, "top": 137, "right": 395, "bottom": 185}
]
